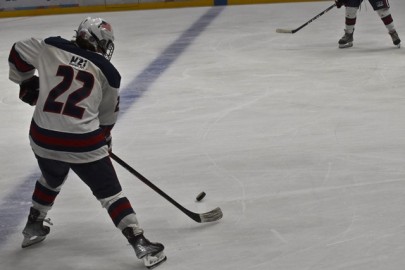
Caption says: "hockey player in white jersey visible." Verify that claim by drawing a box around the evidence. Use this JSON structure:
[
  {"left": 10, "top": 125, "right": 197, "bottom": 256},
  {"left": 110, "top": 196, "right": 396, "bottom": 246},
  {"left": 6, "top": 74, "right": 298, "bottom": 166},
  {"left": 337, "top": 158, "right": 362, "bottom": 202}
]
[{"left": 8, "top": 17, "right": 166, "bottom": 269}]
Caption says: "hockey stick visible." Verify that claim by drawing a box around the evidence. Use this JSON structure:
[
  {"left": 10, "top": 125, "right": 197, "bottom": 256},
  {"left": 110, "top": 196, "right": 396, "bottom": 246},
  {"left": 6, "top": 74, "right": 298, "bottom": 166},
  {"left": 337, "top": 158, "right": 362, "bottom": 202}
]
[
  {"left": 110, "top": 152, "right": 223, "bottom": 223},
  {"left": 276, "top": 3, "right": 336, "bottom": 34}
]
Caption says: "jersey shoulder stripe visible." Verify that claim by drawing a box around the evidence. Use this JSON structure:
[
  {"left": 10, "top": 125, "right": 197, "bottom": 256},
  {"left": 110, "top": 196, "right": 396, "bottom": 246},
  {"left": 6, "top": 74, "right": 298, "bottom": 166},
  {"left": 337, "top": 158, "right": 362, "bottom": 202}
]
[{"left": 44, "top": 36, "right": 121, "bottom": 88}]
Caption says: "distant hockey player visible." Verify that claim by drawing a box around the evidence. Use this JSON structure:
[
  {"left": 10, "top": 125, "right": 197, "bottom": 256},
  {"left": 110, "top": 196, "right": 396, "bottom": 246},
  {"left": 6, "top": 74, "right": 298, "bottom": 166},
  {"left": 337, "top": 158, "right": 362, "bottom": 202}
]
[
  {"left": 335, "top": 0, "right": 401, "bottom": 48},
  {"left": 8, "top": 17, "right": 166, "bottom": 268}
]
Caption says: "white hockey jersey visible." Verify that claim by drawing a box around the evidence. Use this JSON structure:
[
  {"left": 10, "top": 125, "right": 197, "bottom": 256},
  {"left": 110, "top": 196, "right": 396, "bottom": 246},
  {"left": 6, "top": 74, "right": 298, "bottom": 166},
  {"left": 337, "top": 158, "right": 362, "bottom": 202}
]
[{"left": 9, "top": 36, "right": 121, "bottom": 163}]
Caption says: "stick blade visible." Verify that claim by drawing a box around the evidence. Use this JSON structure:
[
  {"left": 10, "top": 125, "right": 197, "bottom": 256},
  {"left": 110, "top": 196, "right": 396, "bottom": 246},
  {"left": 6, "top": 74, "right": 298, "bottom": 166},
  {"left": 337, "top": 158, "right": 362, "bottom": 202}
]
[
  {"left": 199, "top": 207, "right": 223, "bottom": 223},
  {"left": 276, "top": 28, "right": 294, "bottom": 34}
]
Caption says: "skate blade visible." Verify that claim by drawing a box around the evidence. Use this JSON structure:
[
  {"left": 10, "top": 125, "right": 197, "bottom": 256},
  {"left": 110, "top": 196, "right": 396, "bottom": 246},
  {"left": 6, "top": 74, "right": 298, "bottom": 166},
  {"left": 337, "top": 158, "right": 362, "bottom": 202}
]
[
  {"left": 339, "top": 42, "right": 353, "bottom": 49},
  {"left": 143, "top": 251, "right": 167, "bottom": 269},
  {"left": 22, "top": 235, "right": 46, "bottom": 248}
]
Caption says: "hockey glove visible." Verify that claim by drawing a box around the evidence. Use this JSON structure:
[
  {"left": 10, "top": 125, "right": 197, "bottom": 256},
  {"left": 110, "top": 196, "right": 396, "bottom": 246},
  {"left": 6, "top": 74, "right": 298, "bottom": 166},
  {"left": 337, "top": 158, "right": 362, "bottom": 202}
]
[
  {"left": 100, "top": 126, "right": 113, "bottom": 152},
  {"left": 335, "top": 0, "right": 345, "bottom": 8},
  {"left": 19, "top": 76, "right": 39, "bottom": 106},
  {"left": 106, "top": 134, "right": 112, "bottom": 153}
]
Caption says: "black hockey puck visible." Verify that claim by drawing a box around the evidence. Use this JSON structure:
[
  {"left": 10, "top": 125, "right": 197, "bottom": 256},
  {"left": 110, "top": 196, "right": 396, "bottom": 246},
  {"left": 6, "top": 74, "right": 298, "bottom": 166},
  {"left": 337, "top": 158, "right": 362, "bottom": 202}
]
[{"left": 196, "top": 191, "right": 206, "bottom": 202}]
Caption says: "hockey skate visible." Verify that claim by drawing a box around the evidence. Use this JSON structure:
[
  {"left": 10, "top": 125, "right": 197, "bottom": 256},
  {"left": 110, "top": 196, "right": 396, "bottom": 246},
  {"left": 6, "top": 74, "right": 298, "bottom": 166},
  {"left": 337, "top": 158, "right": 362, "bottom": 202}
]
[
  {"left": 389, "top": 30, "right": 401, "bottom": 48},
  {"left": 338, "top": 30, "right": 354, "bottom": 48},
  {"left": 22, "top": 207, "right": 52, "bottom": 248},
  {"left": 122, "top": 227, "right": 166, "bottom": 269}
]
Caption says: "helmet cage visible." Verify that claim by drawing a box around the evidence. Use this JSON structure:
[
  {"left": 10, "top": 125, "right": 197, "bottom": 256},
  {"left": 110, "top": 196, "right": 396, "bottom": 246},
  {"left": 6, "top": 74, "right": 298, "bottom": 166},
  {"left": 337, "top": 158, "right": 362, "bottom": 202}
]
[{"left": 90, "top": 31, "right": 115, "bottom": 61}]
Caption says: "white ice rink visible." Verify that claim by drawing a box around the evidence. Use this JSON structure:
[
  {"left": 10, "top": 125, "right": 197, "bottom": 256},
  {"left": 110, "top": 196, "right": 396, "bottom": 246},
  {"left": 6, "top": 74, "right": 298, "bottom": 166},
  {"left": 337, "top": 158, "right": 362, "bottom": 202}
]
[{"left": 1, "top": 1, "right": 405, "bottom": 269}]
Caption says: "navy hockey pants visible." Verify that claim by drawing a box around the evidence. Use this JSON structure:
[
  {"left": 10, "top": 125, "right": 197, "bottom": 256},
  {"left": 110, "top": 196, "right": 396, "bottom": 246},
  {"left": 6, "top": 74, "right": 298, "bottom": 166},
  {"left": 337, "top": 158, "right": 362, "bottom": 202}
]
[
  {"left": 345, "top": 0, "right": 390, "bottom": 10},
  {"left": 35, "top": 155, "right": 122, "bottom": 199}
]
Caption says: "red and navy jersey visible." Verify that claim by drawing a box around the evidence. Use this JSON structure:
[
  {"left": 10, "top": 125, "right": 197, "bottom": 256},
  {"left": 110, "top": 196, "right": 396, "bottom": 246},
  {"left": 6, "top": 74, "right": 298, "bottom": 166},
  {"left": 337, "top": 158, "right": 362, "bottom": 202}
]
[{"left": 9, "top": 36, "right": 121, "bottom": 163}]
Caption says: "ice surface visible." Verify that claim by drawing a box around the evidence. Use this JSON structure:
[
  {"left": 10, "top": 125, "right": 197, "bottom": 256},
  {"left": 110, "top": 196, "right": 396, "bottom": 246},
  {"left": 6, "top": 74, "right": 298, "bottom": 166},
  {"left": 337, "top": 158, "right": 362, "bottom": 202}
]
[{"left": 1, "top": 1, "right": 405, "bottom": 269}]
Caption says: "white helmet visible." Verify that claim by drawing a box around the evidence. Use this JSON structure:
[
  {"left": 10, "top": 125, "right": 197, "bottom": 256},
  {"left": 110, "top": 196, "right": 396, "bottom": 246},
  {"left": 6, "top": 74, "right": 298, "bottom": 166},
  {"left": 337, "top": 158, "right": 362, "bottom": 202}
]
[{"left": 76, "top": 17, "right": 115, "bottom": 60}]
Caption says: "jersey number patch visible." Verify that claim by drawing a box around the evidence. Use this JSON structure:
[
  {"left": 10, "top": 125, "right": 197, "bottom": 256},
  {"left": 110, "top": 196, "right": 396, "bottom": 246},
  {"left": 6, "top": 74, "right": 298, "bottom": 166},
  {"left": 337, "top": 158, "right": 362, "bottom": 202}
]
[{"left": 44, "top": 65, "right": 94, "bottom": 119}]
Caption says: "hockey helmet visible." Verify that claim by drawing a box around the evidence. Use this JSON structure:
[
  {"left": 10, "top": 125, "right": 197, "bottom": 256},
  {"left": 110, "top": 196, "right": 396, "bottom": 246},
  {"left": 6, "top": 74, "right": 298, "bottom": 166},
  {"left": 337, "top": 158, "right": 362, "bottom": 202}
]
[{"left": 76, "top": 17, "right": 115, "bottom": 60}]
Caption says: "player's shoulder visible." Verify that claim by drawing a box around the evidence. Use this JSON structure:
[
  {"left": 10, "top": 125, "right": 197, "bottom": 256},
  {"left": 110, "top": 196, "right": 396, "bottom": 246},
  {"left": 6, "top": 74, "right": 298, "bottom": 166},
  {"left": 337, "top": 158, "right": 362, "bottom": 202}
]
[
  {"left": 44, "top": 36, "right": 71, "bottom": 46},
  {"left": 44, "top": 36, "right": 121, "bottom": 88},
  {"left": 15, "top": 37, "right": 45, "bottom": 47}
]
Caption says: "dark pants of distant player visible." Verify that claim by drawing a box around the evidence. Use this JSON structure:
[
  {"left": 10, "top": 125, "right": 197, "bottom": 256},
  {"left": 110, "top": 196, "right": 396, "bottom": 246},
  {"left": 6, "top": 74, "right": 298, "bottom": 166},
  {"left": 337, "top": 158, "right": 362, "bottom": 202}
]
[{"left": 345, "top": 0, "right": 390, "bottom": 9}]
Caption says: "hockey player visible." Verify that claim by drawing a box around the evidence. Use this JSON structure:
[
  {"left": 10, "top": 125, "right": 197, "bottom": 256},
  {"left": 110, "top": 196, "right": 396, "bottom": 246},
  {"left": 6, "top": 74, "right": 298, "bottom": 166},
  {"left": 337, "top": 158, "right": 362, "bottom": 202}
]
[
  {"left": 8, "top": 17, "right": 166, "bottom": 269},
  {"left": 335, "top": 0, "right": 401, "bottom": 48}
]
